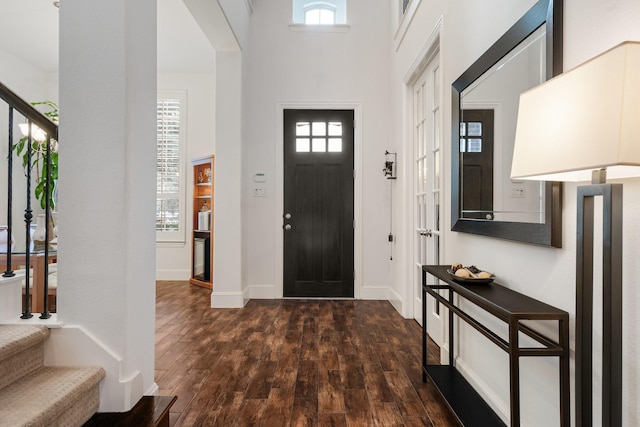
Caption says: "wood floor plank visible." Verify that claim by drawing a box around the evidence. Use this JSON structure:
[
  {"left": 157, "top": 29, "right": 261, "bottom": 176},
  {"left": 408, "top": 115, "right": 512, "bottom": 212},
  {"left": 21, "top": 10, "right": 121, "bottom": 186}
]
[
  {"left": 339, "top": 354, "right": 365, "bottom": 390},
  {"left": 295, "top": 360, "right": 319, "bottom": 401},
  {"left": 236, "top": 398, "right": 267, "bottom": 427},
  {"left": 362, "top": 363, "right": 395, "bottom": 403},
  {"left": 344, "top": 388, "right": 373, "bottom": 426},
  {"left": 261, "top": 387, "right": 295, "bottom": 427},
  {"left": 272, "top": 352, "right": 300, "bottom": 389},
  {"left": 318, "top": 413, "right": 347, "bottom": 427},
  {"left": 245, "top": 360, "right": 278, "bottom": 399},
  {"left": 318, "top": 369, "right": 345, "bottom": 413},
  {"left": 383, "top": 370, "right": 428, "bottom": 417},
  {"left": 205, "top": 391, "right": 245, "bottom": 426},
  {"left": 318, "top": 345, "right": 340, "bottom": 371},
  {"left": 154, "top": 282, "right": 456, "bottom": 427},
  {"left": 370, "top": 401, "right": 404, "bottom": 426},
  {"left": 291, "top": 397, "right": 318, "bottom": 427}
]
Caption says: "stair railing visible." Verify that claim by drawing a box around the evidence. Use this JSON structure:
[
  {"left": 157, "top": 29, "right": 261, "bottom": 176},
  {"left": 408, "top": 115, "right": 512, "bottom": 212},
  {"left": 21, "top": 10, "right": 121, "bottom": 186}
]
[{"left": 1, "top": 81, "right": 58, "bottom": 320}]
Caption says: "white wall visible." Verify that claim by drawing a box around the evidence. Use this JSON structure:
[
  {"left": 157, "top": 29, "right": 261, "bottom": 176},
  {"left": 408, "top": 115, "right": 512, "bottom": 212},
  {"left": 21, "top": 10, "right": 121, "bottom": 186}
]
[
  {"left": 391, "top": 0, "right": 640, "bottom": 425},
  {"left": 0, "top": 49, "right": 57, "bottom": 103},
  {"left": 156, "top": 73, "right": 215, "bottom": 280},
  {"left": 242, "top": 0, "right": 392, "bottom": 300},
  {"left": 58, "top": 0, "right": 157, "bottom": 411}
]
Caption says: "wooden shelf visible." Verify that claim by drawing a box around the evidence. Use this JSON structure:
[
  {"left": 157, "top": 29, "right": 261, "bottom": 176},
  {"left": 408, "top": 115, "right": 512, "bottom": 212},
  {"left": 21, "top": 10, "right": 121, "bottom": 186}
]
[
  {"left": 424, "top": 365, "right": 505, "bottom": 427},
  {"left": 191, "top": 155, "right": 214, "bottom": 290}
]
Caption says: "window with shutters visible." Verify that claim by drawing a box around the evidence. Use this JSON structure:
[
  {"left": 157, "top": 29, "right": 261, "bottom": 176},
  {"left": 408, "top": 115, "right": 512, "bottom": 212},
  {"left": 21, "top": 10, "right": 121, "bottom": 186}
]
[{"left": 156, "top": 92, "right": 186, "bottom": 243}]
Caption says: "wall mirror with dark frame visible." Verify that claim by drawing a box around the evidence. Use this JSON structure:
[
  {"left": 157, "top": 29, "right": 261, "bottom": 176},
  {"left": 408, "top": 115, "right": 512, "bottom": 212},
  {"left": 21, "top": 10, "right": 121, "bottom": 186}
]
[{"left": 451, "top": 0, "right": 563, "bottom": 247}]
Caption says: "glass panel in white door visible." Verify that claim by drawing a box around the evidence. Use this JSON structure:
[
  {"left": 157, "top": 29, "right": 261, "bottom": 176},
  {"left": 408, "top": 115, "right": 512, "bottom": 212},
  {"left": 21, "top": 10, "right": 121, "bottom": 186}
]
[{"left": 413, "top": 55, "right": 444, "bottom": 352}]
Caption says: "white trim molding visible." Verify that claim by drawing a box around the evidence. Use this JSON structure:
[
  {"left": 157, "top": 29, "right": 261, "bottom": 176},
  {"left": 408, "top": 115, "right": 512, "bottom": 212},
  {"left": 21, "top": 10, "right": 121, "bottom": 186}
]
[
  {"left": 394, "top": 0, "right": 422, "bottom": 51},
  {"left": 210, "top": 291, "right": 246, "bottom": 308},
  {"left": 288, "top": 23, "right": 351, "bottom": 33}
]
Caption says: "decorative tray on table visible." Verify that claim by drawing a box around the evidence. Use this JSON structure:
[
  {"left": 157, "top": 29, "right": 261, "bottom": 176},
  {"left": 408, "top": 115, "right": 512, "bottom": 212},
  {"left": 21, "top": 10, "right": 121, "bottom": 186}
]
[{"left": 447, "top": 264, "right": 495, "bottom": 284}]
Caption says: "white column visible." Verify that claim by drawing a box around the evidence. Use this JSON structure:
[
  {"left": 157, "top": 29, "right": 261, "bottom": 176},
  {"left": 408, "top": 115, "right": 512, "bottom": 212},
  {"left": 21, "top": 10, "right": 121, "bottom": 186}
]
[
  {"left": 57, "top": 0, "right": 157, "bottom": 411},
  {"left": 212, "top": 51, "right": 245, "bottom": 307}
]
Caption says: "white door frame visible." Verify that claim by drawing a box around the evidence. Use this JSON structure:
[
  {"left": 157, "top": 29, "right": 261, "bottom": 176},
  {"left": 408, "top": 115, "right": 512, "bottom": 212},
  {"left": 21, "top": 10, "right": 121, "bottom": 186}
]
[
  {"left": 403, "top": 18, "right": 446, "bottom": 355},
  {"left": 274, "top": 102, "right": 363, "bottom": 298}
]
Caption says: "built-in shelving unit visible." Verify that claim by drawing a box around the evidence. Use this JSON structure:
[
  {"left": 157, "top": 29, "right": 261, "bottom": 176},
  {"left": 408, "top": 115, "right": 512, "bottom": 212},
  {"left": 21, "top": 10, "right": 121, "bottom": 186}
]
[{"left": 190, "top": 155, "right": 214, "bottom": 289}]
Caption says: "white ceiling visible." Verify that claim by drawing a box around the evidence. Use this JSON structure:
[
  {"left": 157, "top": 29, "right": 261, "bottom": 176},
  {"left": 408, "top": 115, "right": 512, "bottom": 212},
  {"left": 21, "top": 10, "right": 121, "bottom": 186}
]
[{"left": 0, "top": 0, "right": 216, "bottom": 74}]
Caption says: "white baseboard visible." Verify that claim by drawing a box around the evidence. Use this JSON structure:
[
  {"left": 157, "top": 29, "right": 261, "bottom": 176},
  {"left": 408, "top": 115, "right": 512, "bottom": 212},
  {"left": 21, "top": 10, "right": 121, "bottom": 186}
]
[
  {"left": 454, "top": 357, "right": 510, "bottom": 425},
  {"left": 145, "top": 382, "right": 159, "bottom": 396},
  {"left": 249, "top": 284, "right": 279, "bottom": 299},
  {"left": 359, "top": 286, "right": 389, "bottom": 300},
  {"left": 246, "top": 284, "right": 396, "bottom": 303},
  {"left": 45, "top": 326, "right": 145, "bottom": 412},
  {"left": 440, "top": 342, "right": 450, "bottom": 364},
  {"left": 210, "top": 291, "right": 246, "bottom": 308},
  {"left": 386, "top": 287, "right": 405, "bottom": 317},
  {"left": 155, "top": 269, "right": 190, "bottom": 281}
]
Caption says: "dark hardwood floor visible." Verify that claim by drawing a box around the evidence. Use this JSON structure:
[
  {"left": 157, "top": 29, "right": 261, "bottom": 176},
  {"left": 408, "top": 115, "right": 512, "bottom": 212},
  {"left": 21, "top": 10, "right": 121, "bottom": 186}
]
[{"left": 155, "top": 281, "right": 457, "bottom": 426}]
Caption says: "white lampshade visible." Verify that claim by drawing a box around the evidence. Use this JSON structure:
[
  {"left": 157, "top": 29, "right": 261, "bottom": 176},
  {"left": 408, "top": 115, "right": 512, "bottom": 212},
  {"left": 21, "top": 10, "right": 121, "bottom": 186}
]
[{"left": 511, "top": 41, "right": 640, "bottom": 182}]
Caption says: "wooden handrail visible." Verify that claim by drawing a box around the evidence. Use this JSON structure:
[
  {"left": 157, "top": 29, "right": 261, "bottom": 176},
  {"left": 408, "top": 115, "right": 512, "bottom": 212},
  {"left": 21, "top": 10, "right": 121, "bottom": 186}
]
[{"left": 0, "top": 82, "right": 58, "bottom": 139}]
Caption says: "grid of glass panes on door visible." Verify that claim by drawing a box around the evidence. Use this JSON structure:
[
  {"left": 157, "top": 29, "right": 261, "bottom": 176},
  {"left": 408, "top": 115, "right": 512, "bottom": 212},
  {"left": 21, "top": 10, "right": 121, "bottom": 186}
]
[{"left": 296, "top": 121, "right": 343, "bottom": 153}]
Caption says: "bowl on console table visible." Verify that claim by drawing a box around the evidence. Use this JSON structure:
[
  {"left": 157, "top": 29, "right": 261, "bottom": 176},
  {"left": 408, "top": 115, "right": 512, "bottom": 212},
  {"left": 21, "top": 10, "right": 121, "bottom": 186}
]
[{"left": 447, "top": 264, "right": 495, "bottom": 284}]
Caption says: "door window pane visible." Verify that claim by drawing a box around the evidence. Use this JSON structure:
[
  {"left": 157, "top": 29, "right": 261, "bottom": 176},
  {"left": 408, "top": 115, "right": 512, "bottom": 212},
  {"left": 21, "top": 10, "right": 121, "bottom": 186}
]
[
  {"left": 312, "top": 122, "right": 326, "bottom": 136},
  {"left": 328, "top": 138, "right": 342, "bottom": 152},
  {"left": 296, "top": 138, "right": 310, "bottom": 152},
  {"left": 328, "top": 122, "right": 342, "bottom": 136},
  {"left": 312, "top": 138, "right": 326, "bottom": 152},
  {"left": 468, "top": 138, "right": 482, "bottom": 152},
  {"left": 434, "top": 150, "right": 440, "bottom": 189},
  {"left": 468, "top": 122, "right": 482, "bottom": 136},
  {"left": 296, "top": 122, "right": 310, "bottom": 136}
]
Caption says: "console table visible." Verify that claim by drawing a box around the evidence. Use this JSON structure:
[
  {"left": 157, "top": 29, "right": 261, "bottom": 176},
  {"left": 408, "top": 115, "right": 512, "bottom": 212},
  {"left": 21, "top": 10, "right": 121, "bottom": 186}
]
[{"left": 422, "top": 265, "right": 570, "bottom": 427}]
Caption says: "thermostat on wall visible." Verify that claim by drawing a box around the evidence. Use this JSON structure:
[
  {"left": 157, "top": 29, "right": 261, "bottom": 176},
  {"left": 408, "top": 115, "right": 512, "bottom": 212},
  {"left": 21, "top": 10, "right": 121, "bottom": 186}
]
[{"left": 253, "top": 173, "right": 267, "bottom": 183}]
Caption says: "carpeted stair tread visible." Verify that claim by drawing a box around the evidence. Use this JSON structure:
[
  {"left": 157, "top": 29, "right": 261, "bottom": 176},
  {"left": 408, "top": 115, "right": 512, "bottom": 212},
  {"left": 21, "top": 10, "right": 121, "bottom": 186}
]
[
  {"left": 0, "top": 365, "right": 106, "bottom": 427},
  {"left": 0, "top": 325, "right": 49, "bottom": 362}
]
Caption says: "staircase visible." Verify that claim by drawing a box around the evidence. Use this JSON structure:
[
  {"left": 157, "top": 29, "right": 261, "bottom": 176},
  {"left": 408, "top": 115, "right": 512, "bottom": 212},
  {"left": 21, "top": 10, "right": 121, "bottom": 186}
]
[{"left": 0, "top": 325, "right": 105, "bottom": 427}]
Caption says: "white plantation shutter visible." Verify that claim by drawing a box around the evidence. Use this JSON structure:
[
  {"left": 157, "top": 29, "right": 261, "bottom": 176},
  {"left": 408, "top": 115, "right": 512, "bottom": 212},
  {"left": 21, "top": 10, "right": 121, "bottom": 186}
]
[{"left": 156, "top": 93, "right": 186, "bottom": 242}]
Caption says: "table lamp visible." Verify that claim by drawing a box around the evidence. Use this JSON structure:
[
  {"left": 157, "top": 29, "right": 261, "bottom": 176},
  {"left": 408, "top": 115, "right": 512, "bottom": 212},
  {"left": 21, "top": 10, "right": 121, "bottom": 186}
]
[{"left": 511, "top": 41, "right": 640, "bottom": 427}]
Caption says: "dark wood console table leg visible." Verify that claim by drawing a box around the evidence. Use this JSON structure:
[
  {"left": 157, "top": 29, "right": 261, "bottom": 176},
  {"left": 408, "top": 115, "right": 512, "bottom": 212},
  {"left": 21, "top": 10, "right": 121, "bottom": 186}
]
[
  {"left": 508, "top": 319, "right": 521, "bottom": 427},
  {"left": 422, "top": 269, "right": 427, "bottom": 382},
  {"left": 559, "top": 316, "right": 570, "bottom": 427}
]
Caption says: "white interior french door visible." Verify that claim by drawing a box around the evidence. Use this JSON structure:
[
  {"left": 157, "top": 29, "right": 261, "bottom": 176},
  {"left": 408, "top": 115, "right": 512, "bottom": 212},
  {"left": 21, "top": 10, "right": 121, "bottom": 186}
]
[{"left": 412, "top": 53, "right": 444, "bottom": 349}]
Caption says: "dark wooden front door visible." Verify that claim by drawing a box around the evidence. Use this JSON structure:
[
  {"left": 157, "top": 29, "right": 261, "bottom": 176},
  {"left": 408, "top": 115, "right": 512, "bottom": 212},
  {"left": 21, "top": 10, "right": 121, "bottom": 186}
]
[
  {"left": 283, "top": 109, "right": 354, "bottom": 297},
  {"left": 460, "top": 109, "right": 494, "bottom": 220}
]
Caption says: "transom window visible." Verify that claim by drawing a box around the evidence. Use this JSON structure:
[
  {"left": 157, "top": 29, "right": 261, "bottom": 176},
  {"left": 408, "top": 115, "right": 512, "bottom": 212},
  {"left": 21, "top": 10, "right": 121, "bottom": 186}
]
[
  {"left": 305, "top": 5, "right": 336, "bottom": 25},
  {"left": 295, "top": 121, "right": 343, "bottom": 153},
  {"left": 292, "top": 0, "right": 347, "bottom": 25}
]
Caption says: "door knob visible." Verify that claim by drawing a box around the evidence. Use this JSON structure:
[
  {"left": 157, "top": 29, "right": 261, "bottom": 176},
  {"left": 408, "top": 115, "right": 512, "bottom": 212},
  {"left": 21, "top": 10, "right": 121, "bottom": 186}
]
[
  {"left": 284, "top": 213, "right": 292, "bottom": 219},
  {"left": 284, "top": 224, "right": 292, "bottom": 231}
]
